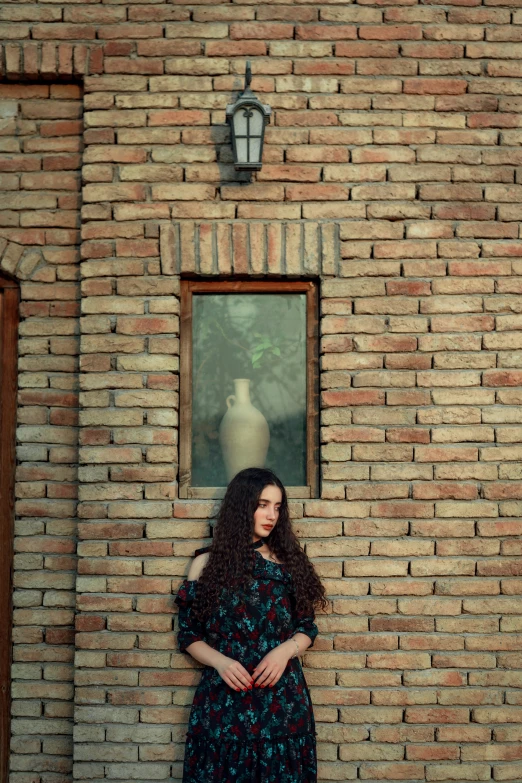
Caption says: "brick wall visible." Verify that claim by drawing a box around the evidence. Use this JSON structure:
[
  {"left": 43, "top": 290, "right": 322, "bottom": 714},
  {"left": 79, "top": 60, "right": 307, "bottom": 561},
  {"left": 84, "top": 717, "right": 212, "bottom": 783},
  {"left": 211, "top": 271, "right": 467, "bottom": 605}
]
[
  {"left": 0, "top": 83, "right": 81, "bottom": 780},
  {"left": 2, "top": 3, "right": 522, "bottom": 782}
]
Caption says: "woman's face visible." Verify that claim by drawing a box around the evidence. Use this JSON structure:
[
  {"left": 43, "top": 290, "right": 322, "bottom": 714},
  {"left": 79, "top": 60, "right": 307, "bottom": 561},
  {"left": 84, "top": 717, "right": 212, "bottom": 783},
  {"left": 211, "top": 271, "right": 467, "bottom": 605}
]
[{"left": 253, "top": 484, "right": 282, "bottom": 542}]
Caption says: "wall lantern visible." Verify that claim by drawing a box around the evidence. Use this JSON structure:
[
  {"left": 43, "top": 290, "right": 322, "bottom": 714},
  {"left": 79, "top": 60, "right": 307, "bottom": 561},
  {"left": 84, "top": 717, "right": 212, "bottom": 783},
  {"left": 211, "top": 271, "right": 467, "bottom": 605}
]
[{"left": 226, "top": 62, "right": 271, "bottom": 172}]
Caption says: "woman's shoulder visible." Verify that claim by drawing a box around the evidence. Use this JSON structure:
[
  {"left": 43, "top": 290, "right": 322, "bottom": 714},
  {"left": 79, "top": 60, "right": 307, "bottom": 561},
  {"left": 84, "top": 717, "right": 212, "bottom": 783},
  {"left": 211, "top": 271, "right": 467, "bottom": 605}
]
[{"left": 187, "top": 549, "right": 210, "bottom": 581}]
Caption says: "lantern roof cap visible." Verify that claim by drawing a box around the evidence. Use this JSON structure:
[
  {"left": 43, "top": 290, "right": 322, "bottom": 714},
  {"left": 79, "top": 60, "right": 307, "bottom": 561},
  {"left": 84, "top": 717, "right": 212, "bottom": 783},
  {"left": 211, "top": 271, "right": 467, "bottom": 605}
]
[{"left": 225, "top": 60, "right": 272, "bottom": 119}]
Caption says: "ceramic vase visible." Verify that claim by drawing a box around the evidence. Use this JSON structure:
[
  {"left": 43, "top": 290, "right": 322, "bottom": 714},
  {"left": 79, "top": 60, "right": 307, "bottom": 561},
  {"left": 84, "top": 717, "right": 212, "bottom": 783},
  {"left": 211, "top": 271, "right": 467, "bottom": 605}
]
[{"left": 219, "top": 378, "right": 270, "bottom": 482}]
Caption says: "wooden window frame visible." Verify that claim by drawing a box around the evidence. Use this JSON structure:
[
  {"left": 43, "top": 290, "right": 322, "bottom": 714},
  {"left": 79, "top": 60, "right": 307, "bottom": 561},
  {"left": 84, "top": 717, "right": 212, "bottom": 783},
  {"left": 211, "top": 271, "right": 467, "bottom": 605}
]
[
  {"left": 0, "top": 274, "right": 18, "bottom": 783},
  {"left": 179, "top": 279, "right": 319, "bottom": 500}
]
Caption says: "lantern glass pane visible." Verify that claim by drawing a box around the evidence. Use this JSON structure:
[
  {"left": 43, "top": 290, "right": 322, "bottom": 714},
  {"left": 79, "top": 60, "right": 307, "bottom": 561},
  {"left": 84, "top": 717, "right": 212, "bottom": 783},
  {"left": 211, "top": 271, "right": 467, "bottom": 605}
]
[
  {"left": 248, "top": 135, "right": 262, "bottom": 165},
  {"left": 235, "top": 137, "right": 248, "bottom": 163},
  {"left": 231, "top": 103, "right": 265, "bottom": 165},
  {"left": 249, "top": 106, "right": 264, "bottom": 136},
  {"left": 233, "top": 107, "right": 248, "bottom": 137}
]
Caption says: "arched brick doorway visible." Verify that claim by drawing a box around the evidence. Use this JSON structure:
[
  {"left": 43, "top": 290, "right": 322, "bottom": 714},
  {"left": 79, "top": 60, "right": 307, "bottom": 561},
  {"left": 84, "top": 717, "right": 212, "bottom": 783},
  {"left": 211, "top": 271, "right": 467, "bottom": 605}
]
[{"left": 0, "top": 273, "right": 19, "bottom": 782}]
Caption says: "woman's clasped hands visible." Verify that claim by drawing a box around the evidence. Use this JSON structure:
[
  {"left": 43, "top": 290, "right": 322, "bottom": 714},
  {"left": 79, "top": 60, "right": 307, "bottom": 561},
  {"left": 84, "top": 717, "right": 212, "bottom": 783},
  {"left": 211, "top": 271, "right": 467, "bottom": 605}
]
[
  {"left": 215, "top": 656, "right": 253, "bottom": 692},
  {"left": 252, "top": 644, "right": 292, "bottom": 688},
  {"left": 215, "top": 645, "right": 292, "bottom": 691}
]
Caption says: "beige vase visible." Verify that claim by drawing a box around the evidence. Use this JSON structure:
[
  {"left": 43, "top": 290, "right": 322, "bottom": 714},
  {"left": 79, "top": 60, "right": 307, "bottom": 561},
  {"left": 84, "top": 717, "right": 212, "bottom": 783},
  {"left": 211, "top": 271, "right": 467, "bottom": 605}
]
[{"left": 219, "top": 378, "right": 270, "bottom": 482}]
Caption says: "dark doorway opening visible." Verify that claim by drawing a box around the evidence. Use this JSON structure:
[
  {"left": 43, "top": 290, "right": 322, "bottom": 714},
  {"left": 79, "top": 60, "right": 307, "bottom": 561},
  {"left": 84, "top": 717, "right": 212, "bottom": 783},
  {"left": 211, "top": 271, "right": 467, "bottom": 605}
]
[{"left": 0, "top": 273, "right": 19, "bottom": 782}]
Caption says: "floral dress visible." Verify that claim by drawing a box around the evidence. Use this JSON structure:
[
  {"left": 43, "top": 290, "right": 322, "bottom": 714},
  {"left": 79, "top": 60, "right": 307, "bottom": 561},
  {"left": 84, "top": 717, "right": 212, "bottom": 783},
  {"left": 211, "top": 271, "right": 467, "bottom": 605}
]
[{"left": 174, "top": 548, "right": 318, "bottom": 783}]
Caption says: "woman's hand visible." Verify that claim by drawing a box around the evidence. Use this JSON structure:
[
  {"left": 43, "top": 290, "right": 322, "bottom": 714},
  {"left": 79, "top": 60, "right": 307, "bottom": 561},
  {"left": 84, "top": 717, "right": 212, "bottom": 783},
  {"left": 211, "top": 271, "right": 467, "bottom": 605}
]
[
  {"left": 252, "top": 644, "right": 292, "bottom": 688},
  {"left": 215, "top": 655, "right": 254, "bottom": 692}
]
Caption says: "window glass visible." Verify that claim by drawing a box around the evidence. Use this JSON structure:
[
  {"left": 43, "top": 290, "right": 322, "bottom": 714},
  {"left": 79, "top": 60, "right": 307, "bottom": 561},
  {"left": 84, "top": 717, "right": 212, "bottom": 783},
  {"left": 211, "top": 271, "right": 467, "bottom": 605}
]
[{"left": 191, "top": 293, "right": 307, "bottom": 487}]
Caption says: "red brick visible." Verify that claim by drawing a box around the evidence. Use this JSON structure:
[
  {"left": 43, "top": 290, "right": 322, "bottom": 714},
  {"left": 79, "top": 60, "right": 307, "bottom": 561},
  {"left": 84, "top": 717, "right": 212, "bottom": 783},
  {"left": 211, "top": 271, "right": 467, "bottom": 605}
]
[
  {"left": 359, "top": 25, "right": 422, "bottom": 40},
  {"left": 99, "top": 23, "right": 163, "bottom": 39},
  {"left": 404, "top": 78, "right": 467, "bottom": 94},
  {"left": 257, "top": 165, "right": 321, "bottom": 182},
  {"left": 413, "top": 483, "right": 479, "bottom": 500},
  {"left": 407, "top": 746, "right": 459, "bottom": 761},
  {"left": 221, "top": 184, "right": 284, "bottom": 202},
  {"left": 277, "top": 111, "right": 339, "bottom": 127},
  {"left": 293, "top": 60, "right": 355, "bottom": 76},
  {"left": 386, "top": 281, "right": 431, "bottom": 296},
  {"left": 138, "top": 40, "right": 201, "bottom": 56},
  {"left": 230, "top": 23, "right": 294, "bottom": 40},
  {"left": 322, "top": 390, "right": 385, "bottom": 407},
  {"left": 107, "top": 577, "right": 171, "bottom": 594},
  {"left": 149, "top": 109, "right": 209, "bottom": 126},
  {"left": 46, "top": 629, "right": 75, "bottom": 645},
  {"left": 434, "top": 205, "right": 494, "bottom": 223},
  {"left": 385, "top": 355, "right": 431, "bottom": 370},
  {"left": 405, "top": 707, "right": 470, "bottom": 724},
  {"left": 286, "top": 184, "right": 348, "bottom": 201},
  {"left": 484, "top": 371, "right": 522, "bottom": 387},
  {"left": 337, "top": 42, "right": 398, "bottom": 57},
  {"left": 371, "top": 501, "right": 434, "bottom": 519},
  {"left": 449, "top": 261, "right": 510, "bottom": 276},
  {"left": 387, "top": 391, "right": 431, "bottom": 406},
  {"left": 416, "top": 447, "right": 478, "bottom": 463},
  {"left": 40, "top": 120, "right": 83, "bottom": 137},
  {"left": 104, "top": 41, "right": 133, "bottom": 56},
  {"left": 372, "top": 618, "right": 434, "bottom": 633},
  {"left": 33, "top": 24, "right": 96, "bottom": 40},
  {"left": 105, "top": 57, "right": 164, "bottom": 75},
  {"left": 355, "top": 335, "right": 417, "bottom": 352},
  {"left": 387, "top": 429, "right": 431, "bottom": 444},
  {"left": 296, "top": 25, "right": 357, "bottom": 41},
  {"left": 109, "top": 542, "right": 173, "bottom": 556},
  {"left": 206, "top": 41, "right": 267, "bottom": 56},
  {"left": 115, "top": 239, "right": 158, "bottom": 258}
]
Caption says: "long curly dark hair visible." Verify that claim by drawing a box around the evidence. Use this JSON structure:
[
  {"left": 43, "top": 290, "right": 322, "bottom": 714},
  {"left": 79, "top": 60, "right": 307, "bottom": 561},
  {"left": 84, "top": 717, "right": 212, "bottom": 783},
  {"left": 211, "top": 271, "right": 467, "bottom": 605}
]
[{"left": 191, "top": 467, "right": 328, "bottom": 623}]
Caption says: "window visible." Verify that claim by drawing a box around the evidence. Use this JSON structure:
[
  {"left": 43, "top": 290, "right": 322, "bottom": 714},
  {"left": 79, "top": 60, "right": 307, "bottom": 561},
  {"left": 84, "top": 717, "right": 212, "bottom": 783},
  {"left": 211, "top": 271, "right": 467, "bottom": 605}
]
[{"left": 179, "top": 280, "right": 319, "bottom": 499}]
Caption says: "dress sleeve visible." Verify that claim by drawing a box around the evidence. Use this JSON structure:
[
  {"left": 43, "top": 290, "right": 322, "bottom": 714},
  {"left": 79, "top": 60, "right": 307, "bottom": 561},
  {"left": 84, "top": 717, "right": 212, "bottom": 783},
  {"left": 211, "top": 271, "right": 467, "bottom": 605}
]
[
  {"left": 293, "top": 604, "right": 319, "bottom": 649},
  {"left": 174, "top": 579, "right": 206, "bottom": 653}
]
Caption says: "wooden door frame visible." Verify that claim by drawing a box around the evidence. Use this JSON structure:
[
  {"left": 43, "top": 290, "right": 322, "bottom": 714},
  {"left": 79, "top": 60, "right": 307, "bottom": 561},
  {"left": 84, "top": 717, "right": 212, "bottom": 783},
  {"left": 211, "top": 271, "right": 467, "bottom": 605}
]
[{"left": 0, "top": 274, "right": 19, "bottom": 783}]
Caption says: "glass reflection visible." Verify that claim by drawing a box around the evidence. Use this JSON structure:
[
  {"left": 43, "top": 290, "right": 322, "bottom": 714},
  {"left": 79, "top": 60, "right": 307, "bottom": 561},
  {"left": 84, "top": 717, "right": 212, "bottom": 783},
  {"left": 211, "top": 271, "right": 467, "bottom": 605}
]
[{"left": 191, "top": 294, "right": 307, "bottom": 487}]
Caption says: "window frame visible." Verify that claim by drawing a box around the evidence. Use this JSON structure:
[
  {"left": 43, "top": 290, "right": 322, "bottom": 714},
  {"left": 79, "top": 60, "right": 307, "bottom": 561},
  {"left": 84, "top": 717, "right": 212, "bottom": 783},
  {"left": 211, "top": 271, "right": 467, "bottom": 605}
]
[{"left": 179, "top": 279, "right": 319, "bottom": 500}]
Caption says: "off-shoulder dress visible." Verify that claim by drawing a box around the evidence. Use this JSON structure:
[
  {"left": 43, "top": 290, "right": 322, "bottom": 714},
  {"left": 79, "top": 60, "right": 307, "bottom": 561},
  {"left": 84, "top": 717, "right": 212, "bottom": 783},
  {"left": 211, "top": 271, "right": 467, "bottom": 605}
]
[{"left": 174, "top": 547, "right": 318, "bottom": 783}]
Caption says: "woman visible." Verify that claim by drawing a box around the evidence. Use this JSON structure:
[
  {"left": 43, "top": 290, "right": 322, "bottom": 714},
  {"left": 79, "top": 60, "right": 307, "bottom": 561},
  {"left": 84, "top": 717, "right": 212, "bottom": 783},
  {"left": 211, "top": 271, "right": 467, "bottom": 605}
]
[{"left": 174, "top": 467, "right": 328, "bottom": 783}]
